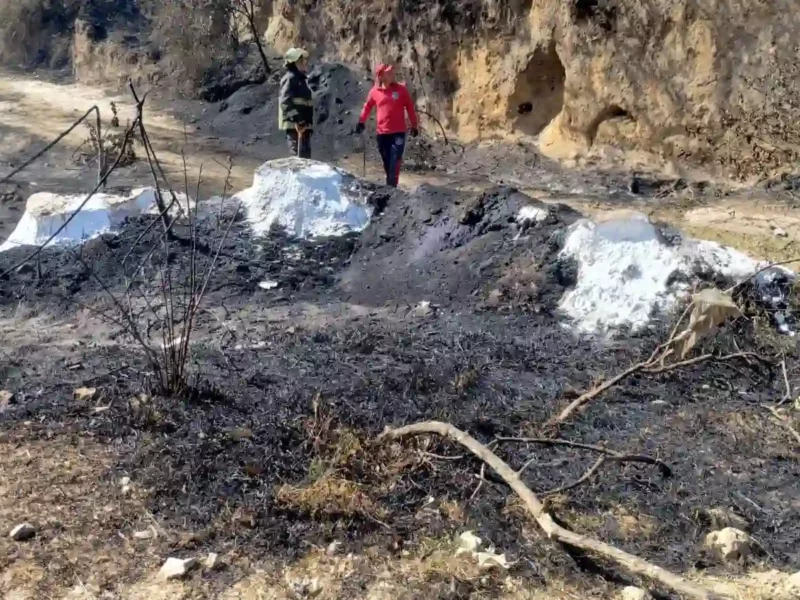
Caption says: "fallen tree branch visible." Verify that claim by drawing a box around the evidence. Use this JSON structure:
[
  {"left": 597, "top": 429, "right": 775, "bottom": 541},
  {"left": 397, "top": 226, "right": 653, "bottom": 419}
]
[{"left": 380, "top": 421, "right": 723, "bottom": 600}]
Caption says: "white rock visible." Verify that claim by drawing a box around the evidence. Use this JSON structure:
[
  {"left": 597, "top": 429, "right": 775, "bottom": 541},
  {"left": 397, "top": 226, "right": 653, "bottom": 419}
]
[
  {"left": 0, "top": 188, "right": 190, "bottom": 252},
  {"left": 133, "top": 529, "right": 155, "bottom": 540},
  {"left": 237, "top": 158, "right": 373, "bottom": 239},
  {"left": 10, "top": 523, "right": 36, "bottom": 541},
  {"left": 558, "top": 212, "right": 771, "bottom": 333},
  {"left": 516, "top": 205, "right": 548, "bottom": 224},
  {"left": 458, "top": 531, "right": 482, "bottom": 552},
  {"left": 204, "top": 552, "right": 222, "bottom": 570},
  {"left": 258, "top": 280, "right": 279, "bottom": 290},
  {"left": 119, "top": 476, "right": 132, "bottom": 495},
  {"left": 158, "top": 557, "right": 198, "bottom": 580},
  {"left": 773, "top": 227, "right": 789, "bottom": 238},
  {"left": 620, "top": 586, "right": 651, "bottom": 600},
  {"left": 412, "top": 301, "right": 436, "bottom": 318},
  {"left": 73, "top": 387, "right": 97, "bottom": 401},
  {"left": 704, "top": 527, "right": 752, "bottom": 561},
  {"left": 474, "top": 550, "right": 510, "bottom": 569},
  {"left": 326, "top": 540, "right": 342, "bottom": 556}
]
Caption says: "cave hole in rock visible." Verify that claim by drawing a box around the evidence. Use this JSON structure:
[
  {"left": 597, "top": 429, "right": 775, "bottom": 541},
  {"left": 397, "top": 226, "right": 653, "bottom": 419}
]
[
  {"left": 587, "top": 104, "right": 632, "bottom": 142},
  {"left": 508, "top": 42, "right": 566, "bottom": 136},
  {"left": 574, "top": 0, "right": 617, "bottom": 30}
]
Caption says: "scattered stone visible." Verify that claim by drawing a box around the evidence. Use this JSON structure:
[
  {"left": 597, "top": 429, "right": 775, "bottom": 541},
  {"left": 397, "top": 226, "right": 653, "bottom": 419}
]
[
  {"left": 485, "top": 289, "right": 504, "bottom": 308},
  {"left": 0, "top": 390, "right": 13, "bottom": 412},
  {"left": 705, "top": 527, "right": 752, "bottom": 561},
  {"left": 772, "top": 225, "right": 789, "bottom": 238},
  {"left": 259, "top": 280, "right": 279, "bottom": 290},
  {"left": 702, "top": 507, "right": 750, "bottom": 531},
  {"left": 326, "top": 540, "right": 342, "bottom": 556},
  {"left": 73, "top": 387, "right": 97, "bottom": 401},
  {"left": 158, "top": 557, "right": 198, "bottom": 580},
  {"left": 133, "top": 528, "right": 155, "bottom": 540},
  {"left": 412, "top": 300, "right": 436, "bottom": 318},
  {"left": 119, "top": 476, "right": 133, "bottom": 495},
  {"left": 10, "top": 523, "right": 36, "bottom": 541},
  {"left": 458, "top": 531, "right": 482, "bottom": 552},
  {"left": 455, "top": 531, "right": 510, "bottom": 569},
  {"left": 204, "top": 552, "right": 222, "bottom": 570},
  {"left": 620, "top": 586, "right": 651, "bottom": 600}
]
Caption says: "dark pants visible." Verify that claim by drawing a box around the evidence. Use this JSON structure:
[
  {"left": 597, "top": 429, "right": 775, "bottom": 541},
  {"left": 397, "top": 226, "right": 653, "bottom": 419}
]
[
  {"left": 376, "top": 133, "right": 406, "bottom": 187},
  {"left": 286, "top": 129, "right": 313, "bottom": 159}
]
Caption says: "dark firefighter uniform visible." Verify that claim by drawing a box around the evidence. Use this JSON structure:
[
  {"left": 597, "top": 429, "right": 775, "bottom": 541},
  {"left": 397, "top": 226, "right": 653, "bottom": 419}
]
[{"left": 279, "top": 48, "right": 314, "bottom": 159}]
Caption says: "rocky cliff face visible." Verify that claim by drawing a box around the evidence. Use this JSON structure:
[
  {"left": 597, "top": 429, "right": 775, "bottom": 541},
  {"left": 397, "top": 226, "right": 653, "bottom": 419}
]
[{"left": 266, "top": 0, "right": 800, "bottom": 182}]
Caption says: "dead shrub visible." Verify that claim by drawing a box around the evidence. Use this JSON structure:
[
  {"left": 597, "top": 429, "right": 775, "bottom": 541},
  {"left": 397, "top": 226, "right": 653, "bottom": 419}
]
[
  {"left": 0, "top": 0, "right": 76, "bottom": 67},
  {"left": 142, "top": 0, "right": 239, "bottom": 94}
]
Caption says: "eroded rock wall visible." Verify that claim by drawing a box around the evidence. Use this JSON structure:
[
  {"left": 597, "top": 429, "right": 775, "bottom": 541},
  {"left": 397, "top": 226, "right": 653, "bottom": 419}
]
[{"left": 266, "top": 0, "right": 800, "bottom": 182}]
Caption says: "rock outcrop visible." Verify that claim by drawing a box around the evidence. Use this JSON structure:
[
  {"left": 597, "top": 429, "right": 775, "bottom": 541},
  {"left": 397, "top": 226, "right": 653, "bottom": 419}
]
[{"left": 266, "top": 0, "right": 800, "bottom": 181}]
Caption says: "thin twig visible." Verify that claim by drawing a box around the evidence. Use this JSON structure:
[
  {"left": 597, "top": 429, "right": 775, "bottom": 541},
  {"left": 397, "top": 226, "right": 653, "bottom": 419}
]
[
  {"left": 495, "top": 437, "right": 671, "bottom": 478},
  {"left": 418, "top": 110, "right": 459, "bottom": 155},
  {"left": 725, "top": 257, "right": 800, "bottom": 293},
  {"left": 470, "top": 463, "right": 487, "bottom": 501},
  {"left": 542, "top": 457, "right": 606, "bottom": 496},
  {"left": 380, "top": 422, "right": 723, "bottom": 600},
  {"left": 778, "top": 359, "right": 792, "bottom": 405}
]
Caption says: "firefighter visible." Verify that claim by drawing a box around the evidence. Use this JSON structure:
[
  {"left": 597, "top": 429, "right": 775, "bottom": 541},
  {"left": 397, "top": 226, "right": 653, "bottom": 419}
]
[
  {"left": 355, "top": 64, "right": 419, "bottom": 187},
  {"left": 279, "top": 48, "right": 314, "bottom": 159}
]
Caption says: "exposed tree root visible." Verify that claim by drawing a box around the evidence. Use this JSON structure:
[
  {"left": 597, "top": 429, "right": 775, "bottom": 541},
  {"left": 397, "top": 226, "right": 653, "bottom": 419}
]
[{"left": 380, "top": 421, "right": 727, "bottom": 600}]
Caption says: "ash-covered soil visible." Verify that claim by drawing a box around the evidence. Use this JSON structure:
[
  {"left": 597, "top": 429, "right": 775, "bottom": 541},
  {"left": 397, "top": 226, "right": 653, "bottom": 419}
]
[{"left": 0, "top": 184, "right": 798, "bottom": 599}]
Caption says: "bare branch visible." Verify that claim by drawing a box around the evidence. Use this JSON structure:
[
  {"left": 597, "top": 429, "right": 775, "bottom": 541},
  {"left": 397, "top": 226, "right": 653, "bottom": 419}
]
[
  {"left": 494, "top": 437, "right": 671, "bottom": 478},
  {"left": 1, "top": 105, "right": 103, "bottom": 186},
  {"left": 380, "top": 421, "right": 724, "bottom": 600},
  {"left": 543, "top": 457, "right": 606, "bottom": 496}
]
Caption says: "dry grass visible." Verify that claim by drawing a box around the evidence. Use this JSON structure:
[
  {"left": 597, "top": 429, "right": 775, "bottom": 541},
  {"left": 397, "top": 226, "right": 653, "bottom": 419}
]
[{"left": 275, "top": 475, "right": 382, "bottom": 519}]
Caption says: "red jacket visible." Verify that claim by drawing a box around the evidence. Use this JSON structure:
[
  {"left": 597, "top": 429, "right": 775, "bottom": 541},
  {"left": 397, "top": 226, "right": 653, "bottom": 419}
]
[{"left": 358, "top": 83, "right": 419, "bottom": 135}]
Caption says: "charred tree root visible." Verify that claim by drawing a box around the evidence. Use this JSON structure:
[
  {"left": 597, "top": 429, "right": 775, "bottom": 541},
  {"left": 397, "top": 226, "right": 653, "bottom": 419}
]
[{"left": 380, "top": 421, "right": 726, "bottom": 600}]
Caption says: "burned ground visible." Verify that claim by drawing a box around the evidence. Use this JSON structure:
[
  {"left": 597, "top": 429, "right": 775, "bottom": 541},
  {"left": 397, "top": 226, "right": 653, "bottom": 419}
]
[{"left": 1, "top": 182, "right": 798, "bottom": 599}]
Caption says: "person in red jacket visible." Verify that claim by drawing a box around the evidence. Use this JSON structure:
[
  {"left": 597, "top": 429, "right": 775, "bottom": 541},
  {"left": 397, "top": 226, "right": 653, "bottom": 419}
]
[{"left": 355, "top": 64, "right": 419, "bottom": 188}]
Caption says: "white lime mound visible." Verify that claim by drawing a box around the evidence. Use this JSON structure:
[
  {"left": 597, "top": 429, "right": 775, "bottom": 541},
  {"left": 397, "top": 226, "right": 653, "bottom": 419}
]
[
  {"left": 0, "top": 188, "right": 188, "bottom": 252},
  {"left": 237, "top": 158, "right": 373, "bottom": 239},
  {"left": 558, "top": 212, "right": 769, "bottom": 333}
]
